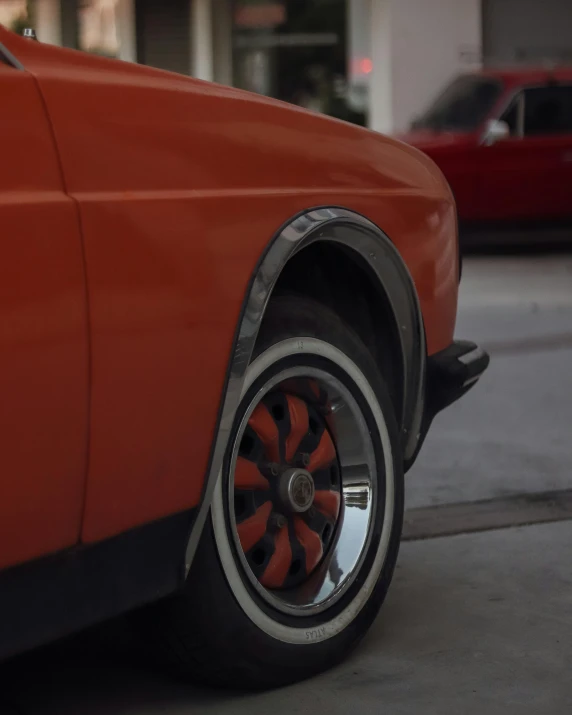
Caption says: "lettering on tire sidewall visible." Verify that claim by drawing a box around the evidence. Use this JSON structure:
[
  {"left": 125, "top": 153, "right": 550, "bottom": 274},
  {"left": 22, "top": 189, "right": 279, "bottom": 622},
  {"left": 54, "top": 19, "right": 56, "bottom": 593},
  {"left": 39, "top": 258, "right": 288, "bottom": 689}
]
[{"left": 305, "top": 626, "right": 327, "bottom": 642}]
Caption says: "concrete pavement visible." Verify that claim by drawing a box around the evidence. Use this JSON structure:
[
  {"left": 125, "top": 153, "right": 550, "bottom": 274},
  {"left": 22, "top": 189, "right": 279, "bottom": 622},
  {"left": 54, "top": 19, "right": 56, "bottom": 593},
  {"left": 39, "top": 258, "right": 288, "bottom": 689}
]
[
  {"left": 2, "top": 521, "right": 571, "bottom": 714},
  {"left": 407, "top": 252, "right": 572, "bottom": 509}
]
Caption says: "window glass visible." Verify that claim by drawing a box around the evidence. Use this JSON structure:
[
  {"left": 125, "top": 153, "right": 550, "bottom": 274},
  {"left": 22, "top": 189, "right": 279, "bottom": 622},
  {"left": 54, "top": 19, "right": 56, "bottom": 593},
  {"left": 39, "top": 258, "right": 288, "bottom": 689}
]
[
  {"left": 524, "top": 86, "right": 572, "bottom": 136},
  {"left": 413, "top": 75, "right": 503, "bottom": 132},
  {"left": 232, "top": 0, "right": 367, "bottom": 126}
]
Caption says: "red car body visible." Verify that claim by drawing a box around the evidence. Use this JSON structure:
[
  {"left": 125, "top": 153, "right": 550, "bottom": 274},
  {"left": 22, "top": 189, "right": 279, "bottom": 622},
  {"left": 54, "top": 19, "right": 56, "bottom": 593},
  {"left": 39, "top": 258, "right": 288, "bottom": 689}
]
[
  {"left": 0, "top": 26, "right": 458, "bottom": 572},
  {"left": 0, "top": 25, "right": 489, "bottom": 686},
  {"left": 398, "top": 68, "right": 572, "bottom": 244}
]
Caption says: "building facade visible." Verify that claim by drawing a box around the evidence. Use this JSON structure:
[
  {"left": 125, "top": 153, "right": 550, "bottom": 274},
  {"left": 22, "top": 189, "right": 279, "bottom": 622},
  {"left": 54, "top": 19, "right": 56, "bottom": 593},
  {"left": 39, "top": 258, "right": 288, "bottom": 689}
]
[{"left": 1, "top": 0, "right": 571, "bottom": 134}]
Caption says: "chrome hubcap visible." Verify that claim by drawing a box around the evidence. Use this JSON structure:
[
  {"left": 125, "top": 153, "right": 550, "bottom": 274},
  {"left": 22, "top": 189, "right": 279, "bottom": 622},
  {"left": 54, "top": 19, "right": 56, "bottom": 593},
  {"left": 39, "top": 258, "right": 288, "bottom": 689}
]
[{"left": 228, "top": 364, "right": 378, "bottom": 616}]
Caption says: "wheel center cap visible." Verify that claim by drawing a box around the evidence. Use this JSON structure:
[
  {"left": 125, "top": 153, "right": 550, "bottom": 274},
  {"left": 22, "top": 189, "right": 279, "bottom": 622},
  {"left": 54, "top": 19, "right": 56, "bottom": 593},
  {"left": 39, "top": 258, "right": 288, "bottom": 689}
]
[{"left": 280, "top": 468, "right": 315, "bottom": 513}]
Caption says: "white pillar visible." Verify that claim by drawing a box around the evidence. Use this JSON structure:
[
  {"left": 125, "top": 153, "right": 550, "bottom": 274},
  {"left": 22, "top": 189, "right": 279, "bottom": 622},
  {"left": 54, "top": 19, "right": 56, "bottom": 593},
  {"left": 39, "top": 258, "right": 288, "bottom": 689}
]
[
  {"left": 368, "top": 0, "right": 394, "bottom": 134},
  {"left": 34, "top": 0, "right": 62, "bottom": 46},
  {"left": 191, "top": 0, "right": 214, "bottom": 81},
  {"left": 116, "top": 0, "right": 137, "bottom": 63}
]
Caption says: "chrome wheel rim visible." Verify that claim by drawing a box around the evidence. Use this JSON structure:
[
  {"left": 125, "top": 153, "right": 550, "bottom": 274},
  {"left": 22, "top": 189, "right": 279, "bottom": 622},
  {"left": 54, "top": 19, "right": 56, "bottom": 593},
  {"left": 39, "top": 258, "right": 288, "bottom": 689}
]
[{"left": 228, "top": 364, "right": 378, "bottom": 617}]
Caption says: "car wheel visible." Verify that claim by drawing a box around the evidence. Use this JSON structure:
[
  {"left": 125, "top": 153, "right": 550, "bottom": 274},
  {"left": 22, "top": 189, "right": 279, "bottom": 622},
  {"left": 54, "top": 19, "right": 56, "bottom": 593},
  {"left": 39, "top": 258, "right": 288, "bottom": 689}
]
[{"left": 146, "top": 296, "right": 404, "bottom": 689}]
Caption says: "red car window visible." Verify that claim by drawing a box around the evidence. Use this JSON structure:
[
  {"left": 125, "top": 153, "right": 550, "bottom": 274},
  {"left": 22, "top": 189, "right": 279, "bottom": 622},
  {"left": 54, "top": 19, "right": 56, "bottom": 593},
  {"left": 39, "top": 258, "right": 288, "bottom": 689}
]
[
  {"left": 523, "top": 85, "right": 572, "bottom": 136},
  {"left": 413, "top": 74, "right": 504, "bottom": 132}
]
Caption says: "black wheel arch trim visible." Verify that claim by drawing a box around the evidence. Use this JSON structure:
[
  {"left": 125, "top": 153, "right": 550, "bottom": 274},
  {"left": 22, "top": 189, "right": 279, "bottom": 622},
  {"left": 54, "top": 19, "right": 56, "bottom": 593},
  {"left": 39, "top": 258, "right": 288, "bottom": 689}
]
[
  {"left": 184, "top": 206, "right": 426, "bottom": 576},
  {"left": 0, "top": 41, "right": 25, "bottom": 70}
]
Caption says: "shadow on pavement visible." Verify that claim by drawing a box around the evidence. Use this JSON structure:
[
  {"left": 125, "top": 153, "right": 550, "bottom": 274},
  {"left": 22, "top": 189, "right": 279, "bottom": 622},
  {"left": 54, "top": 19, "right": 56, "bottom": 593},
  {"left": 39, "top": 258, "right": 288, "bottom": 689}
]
[
  {"left": 0, "top": 620, "right": 239, "bottom": 715},
  {"left": 1, "top": 520, "right": 571, "bottom": 715}
]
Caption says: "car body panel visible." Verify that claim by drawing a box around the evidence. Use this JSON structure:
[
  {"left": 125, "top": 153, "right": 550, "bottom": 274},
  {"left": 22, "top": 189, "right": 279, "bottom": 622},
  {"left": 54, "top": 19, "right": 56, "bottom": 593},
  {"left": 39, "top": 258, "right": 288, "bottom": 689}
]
[
  {"left": 0, "top": 29, "right": 457, "bottom": 548},
  {"left": 397, "top": 67, "right": 572, "bottom": 230},
  {"left": 0, "top": 62, "right": 88, "bottom": 569},
  {"left": 478, "top": 133, "right": 572, "bottom": 221},
  {"left": 2, "top": 30, "right": 459, "bottom": 546}
]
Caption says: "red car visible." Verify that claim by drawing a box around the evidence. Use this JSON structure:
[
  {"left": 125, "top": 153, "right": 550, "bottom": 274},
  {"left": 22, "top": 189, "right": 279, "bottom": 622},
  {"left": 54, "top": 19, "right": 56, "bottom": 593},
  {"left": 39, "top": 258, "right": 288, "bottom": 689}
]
[
  {"left": 398, "top": 68, "right": 572, "bottom": 245},
  {"left": 0, "top": 26, "right": 489, "bottom": 688}
]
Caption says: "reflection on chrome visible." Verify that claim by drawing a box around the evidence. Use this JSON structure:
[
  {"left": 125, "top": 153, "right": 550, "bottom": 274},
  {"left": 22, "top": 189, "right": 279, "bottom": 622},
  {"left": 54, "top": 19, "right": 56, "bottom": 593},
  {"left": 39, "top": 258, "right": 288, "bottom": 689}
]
[
  {"left": 329, "top": 398, "right": 346, "bottom": 414},
  {"left": 344, "top": 484, "right": 370, "bottom": 510}
]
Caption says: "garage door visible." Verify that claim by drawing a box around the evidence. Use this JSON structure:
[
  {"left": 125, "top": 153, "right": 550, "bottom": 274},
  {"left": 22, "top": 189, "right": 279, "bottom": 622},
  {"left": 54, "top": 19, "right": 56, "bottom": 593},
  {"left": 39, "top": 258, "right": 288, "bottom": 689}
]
[{"left": 483, "top": 0, "right": 572, "bottom": 65}]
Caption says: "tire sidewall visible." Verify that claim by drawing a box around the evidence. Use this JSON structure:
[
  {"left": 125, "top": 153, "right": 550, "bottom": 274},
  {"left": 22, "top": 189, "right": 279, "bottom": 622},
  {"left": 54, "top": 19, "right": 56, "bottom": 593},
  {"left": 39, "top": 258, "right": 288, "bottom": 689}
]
[{"left": 205, "top": 298, "right": 404, "bottom": 673}]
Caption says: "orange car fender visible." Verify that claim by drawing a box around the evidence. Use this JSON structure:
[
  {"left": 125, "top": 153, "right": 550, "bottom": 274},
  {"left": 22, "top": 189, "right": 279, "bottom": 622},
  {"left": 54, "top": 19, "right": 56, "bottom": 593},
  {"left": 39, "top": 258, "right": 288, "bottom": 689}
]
[
  {"left": 2, "top": 29, "right": 457, "bottom": 550},
  {"left": 181, "top": 206, "right": 428, "bottom": 574}
]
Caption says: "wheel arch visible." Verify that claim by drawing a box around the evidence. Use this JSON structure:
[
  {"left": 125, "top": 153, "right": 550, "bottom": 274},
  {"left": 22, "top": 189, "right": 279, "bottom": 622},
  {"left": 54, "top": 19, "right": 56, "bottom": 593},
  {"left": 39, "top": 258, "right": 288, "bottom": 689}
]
[
  {"left": 269, "top": 240, "right": 405, "bottom": 427},
  {"left": 184, "top": 207, "right": 425, "bottom": 575}
]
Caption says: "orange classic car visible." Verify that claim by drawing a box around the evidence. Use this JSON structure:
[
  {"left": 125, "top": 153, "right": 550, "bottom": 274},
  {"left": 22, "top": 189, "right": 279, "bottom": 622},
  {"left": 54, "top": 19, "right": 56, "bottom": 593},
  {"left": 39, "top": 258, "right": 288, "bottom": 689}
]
[{"left": 0, "top": 25, "right": 489, "bottom": 688}]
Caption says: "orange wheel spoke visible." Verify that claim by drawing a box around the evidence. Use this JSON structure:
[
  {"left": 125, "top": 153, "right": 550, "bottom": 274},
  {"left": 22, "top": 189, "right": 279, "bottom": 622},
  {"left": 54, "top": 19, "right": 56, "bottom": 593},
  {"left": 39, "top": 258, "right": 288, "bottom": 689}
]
[
  {"left": 314, "top": 490, "right": 341, "bottom": 520},
  {"left": 234, "top": 457, "right": 269, "bottom": 490},
  {"left": 294, "top": 516, "right": 323, "bottom": 574},
  {"left": 308, "top": 429, "right": 336, "bottom": 473},
  {"left": 237, "top": 501, "right": 272, "bottom": 553},
  {"left": 260, "top": 526, "right": 292, "bottom": 589},
  {"left": 233, "top": 383, "right": 344, "bottom": 594},
  {"left": 285, "top": 395, "right": 309, "bottom": 462},
  {"left": 248, "top": 403, "right": 280, "bottom": 463}
]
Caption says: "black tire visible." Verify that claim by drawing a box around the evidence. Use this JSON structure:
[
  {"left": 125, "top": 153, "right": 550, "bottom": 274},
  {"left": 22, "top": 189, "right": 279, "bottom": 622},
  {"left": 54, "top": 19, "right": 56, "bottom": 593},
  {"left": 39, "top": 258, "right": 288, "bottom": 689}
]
[{"left": 141, "top": 296, "right": 404, "bottom": 689}]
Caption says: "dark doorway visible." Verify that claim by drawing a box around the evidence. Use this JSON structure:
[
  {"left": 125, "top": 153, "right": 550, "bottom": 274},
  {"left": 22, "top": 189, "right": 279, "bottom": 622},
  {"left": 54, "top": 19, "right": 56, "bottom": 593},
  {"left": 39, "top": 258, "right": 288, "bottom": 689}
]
[
  {"left": 135, "top": 0, "right": 190, "bottom": 75},
  {"left": 233, "top": 0, "right": 366, "bottom": 125}
]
